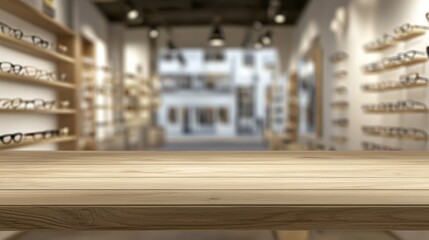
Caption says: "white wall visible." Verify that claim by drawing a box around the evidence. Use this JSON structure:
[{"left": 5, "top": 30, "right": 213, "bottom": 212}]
[{"left": 287, "top": 0, "right": 429, "bottom": 150}]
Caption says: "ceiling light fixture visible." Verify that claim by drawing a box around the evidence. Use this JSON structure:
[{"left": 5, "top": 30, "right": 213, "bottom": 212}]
[
  {"left": 149, "top": 27, "right": 160, "bottom": 39},
  {"left": 262, "top": 30, "right": 272, "bottom": 46},
  {"left": 127, "top": 9, "right": 139, "bottom": 20},
  {"left": 274, "top": 13, "right": 286, "bottom": 24},
  {"left": 208, "top": 17, "right": 225, "bottom": 47},
  {"left": 254, "top": 38, "right": 263, "bottom": 49}
]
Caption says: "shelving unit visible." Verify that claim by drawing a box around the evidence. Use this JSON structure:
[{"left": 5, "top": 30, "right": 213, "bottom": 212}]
[
  {"left": 364, "top": 109, "right": 429, "bottom": 114},
  {"left": 0, "top": 0, "right": 79, "bottom": 150},
  {"left": 362, "top": 82, "right": 428, "bottom": 92},
  {"left": 0, "top": 136, "right": 77, "bottom": 150},
  {"left": 79, "top": 37, "right": 97, "bottom": 150},
  {"left": 360, "top": 15, "right": 429, "bottom": 150},
  {"left": 395, "top": 29, "right": 427, "bottom": 41},
  {"left": 0, "top": 34, "right": 75, "bottom": 63},
  {"left": 0, "top": 72, "right": 76, "bottom": 89},
  {"left": 0, "top": 109, "right": 76, "bottom": 114}
]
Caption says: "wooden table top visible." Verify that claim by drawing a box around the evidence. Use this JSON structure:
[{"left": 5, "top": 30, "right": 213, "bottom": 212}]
[{"left": 1, "top": 151, "right": 429, "bottom": 230}]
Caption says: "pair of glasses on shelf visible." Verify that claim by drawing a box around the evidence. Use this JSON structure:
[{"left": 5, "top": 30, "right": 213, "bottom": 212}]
[
  {"left": 334, "top": 70, "right": 348, "bottom": 79},
  {"left": 329, "top": 51, "right": 348, "bottom": 63},
  {"left": 362, "top": 100, "right": 427, "bottom": 112},
  {"left": 399, "top": 72, "right": 429, "bottom": 85},
  {"left": 334, "top": 86, "right": 348, "bottom": 94},
  {"left": 364, "top": 34, "right": 396, "bottom": 51},
  {"left": 0, "top": 61, "right": 67, "bottom": 81},
  {"left": 0, "top": 22, "right": 68, "bottom": 54},
  {"left": 0, "top": 98, "right": 70, "bottom": 110},
  {"left": 381, "top": 50, "right": 427, "bottom": 68},
  {"left": 332, "top": 118, "right": 349, "bottom": 126},
  {"left": 361, "top": 141, "right": 401, "bottom": 151},
  {"left": 331, "top": 101, "right": 349, "bottom": 108},
  {"left": 394, "top": 23, "right": 429, "bottom": 39},
  {"left": 362, "top": 73, "right": 429, "bottom": 91},
  {"left": 0, "top": 127, "right": 69, "bottom": 145},
  {"left": 362, "top": 125, "right": 428, "bottom": 139},
  {"left": 363, "top": 62, "right": 384, "bottom": 73}
]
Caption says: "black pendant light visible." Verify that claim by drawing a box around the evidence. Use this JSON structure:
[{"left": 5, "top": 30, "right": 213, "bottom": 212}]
[{"left": 208, "top": 17, "right": 225, "bottom": 47}]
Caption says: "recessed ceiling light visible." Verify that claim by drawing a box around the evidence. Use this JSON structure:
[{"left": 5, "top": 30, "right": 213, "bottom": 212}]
[
  {"left": 149, "top": 27, "right": 160, "bottom": 39},
  {"left": 274, "top": 13, "right": 286, "bottom": 24},
  {"left": 127, "top": 9, "right": 139, "bottom": 20}
]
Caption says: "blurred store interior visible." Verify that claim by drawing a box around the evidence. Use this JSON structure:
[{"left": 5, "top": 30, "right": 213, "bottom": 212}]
[{"left": 1, "top": 0, "right": 429, "bottom": 239}]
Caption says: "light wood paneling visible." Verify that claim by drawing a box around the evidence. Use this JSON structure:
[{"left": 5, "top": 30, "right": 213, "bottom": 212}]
[{"left": 0, "top": 152, "right": 429, "bottom": 230}]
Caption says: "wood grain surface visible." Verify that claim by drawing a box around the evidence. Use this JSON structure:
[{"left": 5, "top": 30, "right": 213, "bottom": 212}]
[{"left": 0, "top": 151, "right": 429, "bottom": 230}]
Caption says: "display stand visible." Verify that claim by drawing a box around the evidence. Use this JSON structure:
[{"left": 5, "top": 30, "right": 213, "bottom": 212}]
[{"left": 0, "top": 0, "right": 79, "bottom": 150}]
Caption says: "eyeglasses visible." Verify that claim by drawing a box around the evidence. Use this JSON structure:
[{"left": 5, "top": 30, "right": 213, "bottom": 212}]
[
  {"left": 332, "top": 118, "right": 349, "bottom": 126},
  {"left": 0, "top": 61, "right": 67, "bottom": 81},
  {"left": 0, "top": 22, "right": 23, "bottom": 39},
  {"left": 0, "top": 133, "right": 23, "bottom": 145},
  {"left": 0, "top": 127, "right": 69, "bottom": 145},
  {"left": 363, "top": 62, "right": 384, "bottom": 73},
  {"left": 330, "top": 51, "right": 348, "bottom": 63},
  {"left": 0, "top": 61, "right": 23, "bottom": 75},
  {"left": 334, "top": 70, "right": 348, "bottom": 79},
  {"left": 364, "top": 34, "right": 396, "bottom": 51},
  {"left": 0, "top": 21, "right": 68, "bottom": 54},
  {"left": 0, "top": 98, "right": 69, "bottom": 110},
  {"left": 382, "top": 50, "right": 427, "bottom": 68},
  {"left": 331, "top": 101, "right": 349, "bottom": 108},
  {"left": 23, "top": 35, "right": 50, "bottom": 49},
  {"left": 362, "top": 141, "right": 401, "bottom": 151},
  {"left": 24, "top": 128, "right": 69, "bottom": 142},
  {"left": 362, "top": 100, "right": 427, "bottom": 112},
  {"left": 394, "top": 24, "right": 429, "bottom": 38},
  {"left": 399, "top": 72, "right": 429, "bottom": 85},
  {"left": 362, "top": 73, "right": 428, "bottom": 92},
  {"left": 334, "top": 86, "right": 348, "bottom": 94},
  {"left": 362, "top": 125, "right": 428, "bottom": 140}
]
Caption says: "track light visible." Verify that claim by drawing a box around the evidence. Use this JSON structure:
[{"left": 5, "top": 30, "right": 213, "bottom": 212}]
[
  {"left": 149, "top": 27, "right": 160, "bottom": 39},
  {"left": 208, "top": 18, "right": 225, "bottom": 47},
  {"left": 127, "top": 9, "right": 139, "bottom": 20},
  {"left": 274, "top": 13, "right": 286, "bottom": 24},
  {"left": 262, "top": 31, "right": 272, "bottom": 46}
]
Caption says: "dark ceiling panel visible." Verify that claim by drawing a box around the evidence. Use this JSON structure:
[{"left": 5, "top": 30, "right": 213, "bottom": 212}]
[{"left": 93, "top": 0, "right": 309, "bottom": 26}]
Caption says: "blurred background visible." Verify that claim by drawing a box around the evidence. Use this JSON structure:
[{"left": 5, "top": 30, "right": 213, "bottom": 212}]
[{"left": 1, "top": 0, "right": 429, "bottom": 239}]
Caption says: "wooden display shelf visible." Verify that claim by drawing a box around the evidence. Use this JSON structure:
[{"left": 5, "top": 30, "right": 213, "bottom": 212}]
[
  {"left": 1, "top": 152, "right": 429, "bottom": 230},
  {"left": 364, "top": 41, "right": 397, "bottom": 52},
  {"left": 0, "top": 72, "right": 76, "bottom": 90},
  {"left": 364, "top": 133, "right": 428, "bottom": 142},
  {"left": 0, "top": 108, "right": 76, "bottom": 115},
  {"left": 363, "top": 59, "right": 428, "bottom": 75},
  {"left": 0, "top": 0, "right": 74, "bottom": 37},
  {"left": 0, "top": 136, "right": 76, "bottom": 150},
  {"left": 0, "top": 34, "right": 75, "bottom": 64},
  {"left": 364, "top": 109, "right": 429, "bottom": 114},
  {"left": 395, "top": 30, "right": 426, "bottom": 41},
  {"left": 363, "top": 82, "right": 429, "bottom": 92},
  {"left": 384, "top": 58, "right": 428, "bottom": 70}
]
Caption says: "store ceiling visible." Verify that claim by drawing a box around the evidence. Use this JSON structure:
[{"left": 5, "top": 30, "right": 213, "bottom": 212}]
[{"left": 93, "top": 0, "right": 309, "bottom": 26}]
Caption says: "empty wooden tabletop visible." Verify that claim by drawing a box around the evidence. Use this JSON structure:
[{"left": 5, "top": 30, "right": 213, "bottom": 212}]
[{"left": 0, "top": 151, "right": 429, "bottom": 230}]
